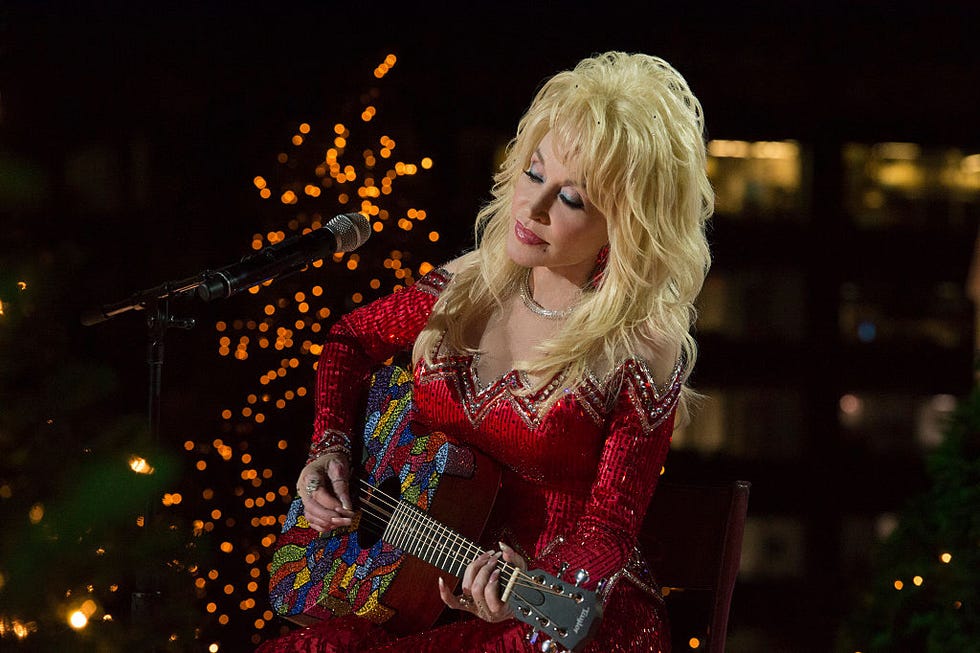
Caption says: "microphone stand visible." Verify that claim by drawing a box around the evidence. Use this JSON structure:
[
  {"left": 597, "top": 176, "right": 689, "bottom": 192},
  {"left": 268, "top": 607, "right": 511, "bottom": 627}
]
[
  {"left": 80, "top": 219, "right": 367, "bottom": 640},
  {"left": 82, "top": 276, "right": 200, "bottom": 636}
]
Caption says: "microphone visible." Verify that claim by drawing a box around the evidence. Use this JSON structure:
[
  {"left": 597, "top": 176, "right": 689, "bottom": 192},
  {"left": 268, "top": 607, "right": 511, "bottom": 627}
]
[{"left": 196, "top": 212, "right": 371, "bottom": 301}]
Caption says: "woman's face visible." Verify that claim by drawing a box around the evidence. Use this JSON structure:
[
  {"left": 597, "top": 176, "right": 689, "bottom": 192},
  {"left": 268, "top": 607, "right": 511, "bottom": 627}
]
[{"left": 506, "top": 131, "right": 609, "bottom": 285}]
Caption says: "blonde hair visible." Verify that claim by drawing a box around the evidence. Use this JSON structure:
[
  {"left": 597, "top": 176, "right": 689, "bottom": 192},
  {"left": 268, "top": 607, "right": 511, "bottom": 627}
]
[{"left": 414, "top": 51, "right": 713, "bottom": 418}]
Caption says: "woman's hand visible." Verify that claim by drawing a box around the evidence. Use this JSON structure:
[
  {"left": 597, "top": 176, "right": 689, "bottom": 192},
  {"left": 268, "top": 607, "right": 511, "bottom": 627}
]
[
  {"left": 438, "top": 542, "right": 526, "bottom": 622},
  {"left": 296, "top": 453, "right": 355, "bottom": 532}
]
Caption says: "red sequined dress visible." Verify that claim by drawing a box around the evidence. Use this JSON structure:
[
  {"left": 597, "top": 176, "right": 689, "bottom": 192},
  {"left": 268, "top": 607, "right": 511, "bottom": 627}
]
[{"left": 256, "top": 269, "right": 678, "bottom": 653}]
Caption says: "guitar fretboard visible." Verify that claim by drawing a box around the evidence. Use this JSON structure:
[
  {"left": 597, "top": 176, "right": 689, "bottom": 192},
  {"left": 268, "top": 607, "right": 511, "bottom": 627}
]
[{"left": 385, "top": 500, "right": 486, "bottom": 578}]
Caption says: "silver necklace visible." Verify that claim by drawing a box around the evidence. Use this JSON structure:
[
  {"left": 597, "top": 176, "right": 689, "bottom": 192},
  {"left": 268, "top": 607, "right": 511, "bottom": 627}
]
[{"left": 519, "top": 269, "right": 575, "bottom": 320}]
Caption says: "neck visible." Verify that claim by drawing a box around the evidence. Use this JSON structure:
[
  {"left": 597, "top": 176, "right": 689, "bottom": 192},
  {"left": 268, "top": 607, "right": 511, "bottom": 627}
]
[{"left": 523, "top": 268, "right": 585, "bottom": 316}]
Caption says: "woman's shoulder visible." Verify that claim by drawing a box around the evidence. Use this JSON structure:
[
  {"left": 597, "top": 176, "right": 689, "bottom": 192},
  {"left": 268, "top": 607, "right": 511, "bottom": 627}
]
[
  {"left": 596, "top": 331, "right": 681, "bottom": 389},
  {"left": 439, "top": 251, "right": 478, "bottom": 275},
  {"left": 630, "top": 332, "right": 682, "bottom": 387},
  {"left": 414, "top": 253, "right": 473, "bottom": 296}
]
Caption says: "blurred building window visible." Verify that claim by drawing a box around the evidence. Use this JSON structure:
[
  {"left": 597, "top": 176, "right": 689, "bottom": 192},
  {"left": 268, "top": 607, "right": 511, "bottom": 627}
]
[
  {"left": 675, "top": 386, "right": 805, "bottom": 460},
  {"left": 838, "top": 391, "right": 958, "bottom": 454},
  {"left": 843, "top": 142, "right": 980, "bottom": 229},
  {"left": 698, "top": 268, "right": 806, "bottom": 342},
  {"left": 707, "top": 139, "right": 806, "bottom": 219},
  {"left": 839, "top": 280, "right": 971, "bottom": 349}
]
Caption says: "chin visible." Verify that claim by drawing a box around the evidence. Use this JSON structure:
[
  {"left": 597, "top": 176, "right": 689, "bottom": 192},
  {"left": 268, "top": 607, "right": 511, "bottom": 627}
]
[{"left": 505, "top": 238, "right": 538, "bottom": 268}]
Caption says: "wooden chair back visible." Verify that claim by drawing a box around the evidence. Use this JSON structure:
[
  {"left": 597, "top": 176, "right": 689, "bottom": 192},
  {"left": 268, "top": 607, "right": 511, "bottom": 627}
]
[{"left": 640, "top": 480, "right": 751, "bottom": 653}]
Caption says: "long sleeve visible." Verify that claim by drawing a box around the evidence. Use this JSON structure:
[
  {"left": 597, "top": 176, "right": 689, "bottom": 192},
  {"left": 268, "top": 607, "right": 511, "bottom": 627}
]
[
  {"left": 308, "top": 269, "right": 452, "bottom": 459},
  {"left": 533, "top": 358, "right": 680, "bottom": 592}
]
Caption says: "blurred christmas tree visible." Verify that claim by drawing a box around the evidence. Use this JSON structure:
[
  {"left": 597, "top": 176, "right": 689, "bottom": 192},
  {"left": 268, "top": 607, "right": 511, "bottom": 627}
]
[
  {"left": 0, "top": 241, "right": 212, "bottom": 650},
  {"left": 837, "top": 374, "right": 980, "bottom": 652},
  {"left": 2, "top": 50, "right": 449, "bottom": 650}
]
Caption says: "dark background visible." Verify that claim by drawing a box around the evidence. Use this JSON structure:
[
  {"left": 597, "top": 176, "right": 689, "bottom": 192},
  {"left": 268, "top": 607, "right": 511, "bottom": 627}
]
[{"left": 3, "top": 2, "right": 979, "bottom": 651}]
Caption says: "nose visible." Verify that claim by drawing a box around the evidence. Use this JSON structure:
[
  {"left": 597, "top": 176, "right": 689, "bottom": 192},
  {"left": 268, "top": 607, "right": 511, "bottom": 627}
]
[{"left": 528, "top": 187, "right": 555, "bottom": 224}]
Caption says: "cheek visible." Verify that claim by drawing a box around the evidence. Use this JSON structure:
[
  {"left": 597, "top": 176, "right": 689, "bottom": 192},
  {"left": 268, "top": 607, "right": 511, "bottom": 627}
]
[
  {"left": 510, "top": 184, "right": 532, "bottom": 212},
  {"left": 574, "top": 220, "right": 609, "bottom": 253}
]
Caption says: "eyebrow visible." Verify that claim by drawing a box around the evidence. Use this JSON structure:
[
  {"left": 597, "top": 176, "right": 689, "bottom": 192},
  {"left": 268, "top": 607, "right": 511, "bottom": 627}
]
[{"left": 534, "top": 147, "right": 585, "bottom": 190}]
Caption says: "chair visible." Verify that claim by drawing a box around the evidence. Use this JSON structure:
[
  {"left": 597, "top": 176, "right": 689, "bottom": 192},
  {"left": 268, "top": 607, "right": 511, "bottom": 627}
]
[{"left": 640, "top": 479, "right": 751, "bottom": 653}]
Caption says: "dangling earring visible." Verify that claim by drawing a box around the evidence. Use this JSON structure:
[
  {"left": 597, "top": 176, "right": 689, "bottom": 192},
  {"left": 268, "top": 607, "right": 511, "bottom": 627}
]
[{"left": 588, "top": 244, "right": 609, "bottom": 290}]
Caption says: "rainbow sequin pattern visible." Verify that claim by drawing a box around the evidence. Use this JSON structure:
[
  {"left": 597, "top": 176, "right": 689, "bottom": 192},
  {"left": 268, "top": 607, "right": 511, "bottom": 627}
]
[{"left": 268, "top": 365, "right": 450, "bottom": 623}]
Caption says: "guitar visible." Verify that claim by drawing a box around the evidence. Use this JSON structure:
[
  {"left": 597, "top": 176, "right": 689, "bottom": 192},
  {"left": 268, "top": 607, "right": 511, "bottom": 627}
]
[{"left": 268, "top": 364, "right": 602, "bottom": 652}]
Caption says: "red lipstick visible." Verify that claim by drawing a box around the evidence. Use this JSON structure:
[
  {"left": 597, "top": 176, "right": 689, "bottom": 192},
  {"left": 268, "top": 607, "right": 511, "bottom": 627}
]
[{"left": 514, "top": 221, "right": 546, "bottom": 246}]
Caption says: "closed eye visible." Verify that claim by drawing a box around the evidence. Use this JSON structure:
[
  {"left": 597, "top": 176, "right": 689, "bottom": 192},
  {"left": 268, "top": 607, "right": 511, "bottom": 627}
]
[
  {"left": 559, "top": 191, "right": 584, "bottom": 209},
  {"left": 524, "top": 165, "right": 585, "bottom": 209},
  {"left": 523, "top": 168, "right": 543, "bottom": 183}
]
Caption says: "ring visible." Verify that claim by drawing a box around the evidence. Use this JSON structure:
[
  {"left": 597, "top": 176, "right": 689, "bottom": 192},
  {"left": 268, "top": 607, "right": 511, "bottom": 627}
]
[
  {"left": 304, "top": 477, "right": 321, "bottom": 497},
  {"left": 458, "top": 594, "right": 473, "bottom": 607}
]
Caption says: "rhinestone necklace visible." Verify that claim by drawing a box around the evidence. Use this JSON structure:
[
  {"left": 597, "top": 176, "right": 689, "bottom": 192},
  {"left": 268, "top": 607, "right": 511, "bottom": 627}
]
[{"left": 519, "top": 269, "right": 576, "bottom": 320}]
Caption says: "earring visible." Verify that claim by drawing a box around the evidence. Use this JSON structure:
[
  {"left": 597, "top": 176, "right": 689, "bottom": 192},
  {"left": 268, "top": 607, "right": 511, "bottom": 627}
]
[{"left": 588, "top": 244, "right": 609, "bottom": 289}]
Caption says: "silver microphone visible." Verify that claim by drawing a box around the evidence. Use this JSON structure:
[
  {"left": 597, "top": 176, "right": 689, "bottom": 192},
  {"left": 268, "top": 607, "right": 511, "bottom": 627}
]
[{"left": 196, "top": 212, "right": 371, "bottom": 301}]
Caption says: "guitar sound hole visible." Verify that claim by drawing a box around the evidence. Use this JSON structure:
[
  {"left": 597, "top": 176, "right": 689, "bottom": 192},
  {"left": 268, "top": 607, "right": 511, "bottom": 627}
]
[{"left": 358, "top": 476, "right": 402, "bottom": 549}]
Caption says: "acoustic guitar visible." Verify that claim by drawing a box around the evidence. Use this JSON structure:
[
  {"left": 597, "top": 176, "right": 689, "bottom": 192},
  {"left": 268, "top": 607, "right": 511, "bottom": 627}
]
[{"left": 268, "top": 364, "right": 602, "bottom": 652}]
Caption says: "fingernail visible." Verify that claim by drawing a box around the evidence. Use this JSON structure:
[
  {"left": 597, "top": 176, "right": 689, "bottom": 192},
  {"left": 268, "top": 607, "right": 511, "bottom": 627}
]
[
  {"left": 498, "top": 541, "right": 511, "bottom": 551},
  {"left": 438, "top": 577, "right": 444, "bottom": 587}
]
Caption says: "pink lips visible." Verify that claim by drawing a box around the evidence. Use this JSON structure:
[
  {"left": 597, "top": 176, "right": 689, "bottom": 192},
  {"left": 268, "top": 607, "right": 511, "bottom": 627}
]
[{"left": 514, "top": 221, "right": 547, "bottom": 246}]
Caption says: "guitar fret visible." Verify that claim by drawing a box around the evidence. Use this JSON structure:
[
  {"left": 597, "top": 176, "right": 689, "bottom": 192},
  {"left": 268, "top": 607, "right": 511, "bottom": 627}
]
[
  {"left": 420, "top": 513, "right": 436, "bottom": 564},
  {"left": 455, "top": 536, "right": 474, "bottom": 576},
  {"left": 432, "top": 520, "right": 447, "bottom": 570},
  {"left": 437, "top": 525, "right": 454, "bottom": 573},
  {"left": 429, "top": 516, "right": 444, "bottom": 566}
]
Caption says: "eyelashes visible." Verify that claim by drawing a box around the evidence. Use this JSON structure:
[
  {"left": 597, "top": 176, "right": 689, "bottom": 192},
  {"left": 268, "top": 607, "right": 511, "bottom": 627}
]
[
  {"left": 522, "top": 168, "right": 585, "bottom": 209},
  {"left": 558, "top": 191, "right": 584, "bottom": 209},
  {"left": 523, "top": 168, "right": 542, "bottom": 183}
]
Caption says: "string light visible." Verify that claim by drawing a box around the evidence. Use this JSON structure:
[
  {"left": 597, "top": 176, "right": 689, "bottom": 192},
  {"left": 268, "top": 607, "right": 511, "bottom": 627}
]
[
  {"left": 181, "top": 51, "right": 441, "bottom": 648},
  {"left": 0, "top": 50, "right": 441, "bottom": 651}
]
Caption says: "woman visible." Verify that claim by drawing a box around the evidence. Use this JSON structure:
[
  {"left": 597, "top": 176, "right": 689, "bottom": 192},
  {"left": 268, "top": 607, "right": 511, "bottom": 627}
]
[{"left": 258, "top": 50, "right": 713, "bottom": 653}]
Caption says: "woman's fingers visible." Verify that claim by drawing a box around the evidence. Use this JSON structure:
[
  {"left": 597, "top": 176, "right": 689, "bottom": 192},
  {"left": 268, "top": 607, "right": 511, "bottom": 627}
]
[
  {"left": 295, "top": 457, "right": 355, "bottom": 532},
  {"left": 325, "top": 456, "right": 352, "bottom": 511},
  {"left": 438, "top": 577, "right": 474, "bottom": 611},
  {"left": 499, "top": 541, "right": 526, "bottom": 570},
  {"left": 472, "top": 551, "right": 509, "bottom": 620},
  {"left": 461, "top": 550, "right": 493, "bottom": 595},
  {"left": 440, "top": 547, "right": 518, "bottom": 622}
]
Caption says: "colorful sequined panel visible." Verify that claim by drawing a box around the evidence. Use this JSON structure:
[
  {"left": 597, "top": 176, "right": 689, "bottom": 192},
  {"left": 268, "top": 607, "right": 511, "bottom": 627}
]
[{"left": 268, "top": 365, "right": 451, "bottom": 624}]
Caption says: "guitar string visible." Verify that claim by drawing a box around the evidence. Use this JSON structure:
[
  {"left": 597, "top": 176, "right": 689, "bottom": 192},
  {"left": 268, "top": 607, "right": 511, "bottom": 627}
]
[
  {"left": 307, "top": 478, "right": 589, "bottom": 642},
  {"left": 354, "top": 480, "right": 515, "bottom": 579},
  {"left": 352, "top": 484, "right": 574, "bottom": 638},
  {"left": 349, "top": 478, "right": 581, "bottom": 601}
]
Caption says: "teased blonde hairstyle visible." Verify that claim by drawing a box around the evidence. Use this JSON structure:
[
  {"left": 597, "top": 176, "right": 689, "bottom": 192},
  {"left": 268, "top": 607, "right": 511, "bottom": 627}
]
[{"left": 414, "top": 51, "right": 713, "bottom": 418}]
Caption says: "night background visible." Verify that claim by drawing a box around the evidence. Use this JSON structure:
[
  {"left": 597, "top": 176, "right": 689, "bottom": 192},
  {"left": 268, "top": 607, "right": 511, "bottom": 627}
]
[{"left": 2, "top": 2, "right": 979, "bottom": 652}]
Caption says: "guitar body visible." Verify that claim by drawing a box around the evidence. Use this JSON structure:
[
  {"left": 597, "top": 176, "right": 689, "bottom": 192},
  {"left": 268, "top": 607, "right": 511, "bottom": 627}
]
[{"left": 268, "top": 364, "right": 502, "bottom": 635}]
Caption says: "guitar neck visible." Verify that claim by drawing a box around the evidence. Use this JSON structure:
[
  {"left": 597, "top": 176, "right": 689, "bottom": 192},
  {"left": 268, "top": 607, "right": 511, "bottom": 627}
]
[
  {"left": 384, "top": 499, "right": 488, "bottom": 579},
  {"left": 362, "top": 480, "right": 598, "bottom": 652}
]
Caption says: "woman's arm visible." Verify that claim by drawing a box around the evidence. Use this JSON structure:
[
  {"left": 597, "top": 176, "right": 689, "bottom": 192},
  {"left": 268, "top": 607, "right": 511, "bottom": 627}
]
[{"left": 533, "top": 357, "right": 682, "bottom": 591}]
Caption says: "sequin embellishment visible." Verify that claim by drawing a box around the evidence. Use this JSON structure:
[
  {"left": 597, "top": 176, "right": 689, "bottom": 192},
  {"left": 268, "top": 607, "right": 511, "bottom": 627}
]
[{"left": 418, "top": 350, "right": 683, "bottom": 433}]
